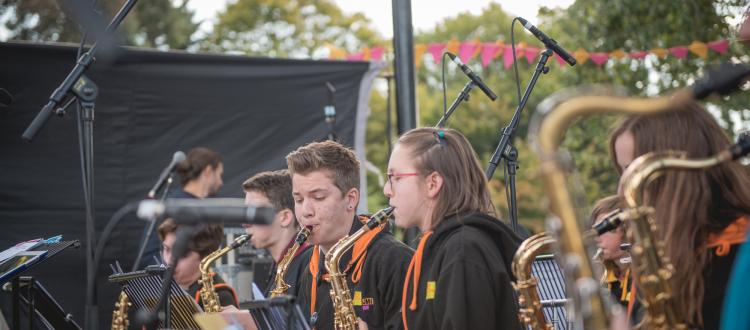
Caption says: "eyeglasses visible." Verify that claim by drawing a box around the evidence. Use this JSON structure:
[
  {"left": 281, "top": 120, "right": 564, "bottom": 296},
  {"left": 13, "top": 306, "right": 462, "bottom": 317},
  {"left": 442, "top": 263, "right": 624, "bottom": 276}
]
[{"left": 386, "top": 172, "right": 419, "bottom": 187}]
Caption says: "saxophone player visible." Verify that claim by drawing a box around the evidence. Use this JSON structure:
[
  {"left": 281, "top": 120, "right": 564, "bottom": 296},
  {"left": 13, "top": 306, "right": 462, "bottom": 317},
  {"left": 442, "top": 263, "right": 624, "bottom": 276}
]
[
  {"left": 383, "top": 128, "right": 522, "bottom": 330},
  {"left": 589, "top": 195, "right": 640, "bottom": 324},
  {"left": 610, "top": 102, "right": 750, "bottom": 329},
  {"left": 242, "top": 169, "right": 312, "bottom": 296},
  {"left": 157, "top": 218, "right": 239, "bottom": 309},
  {"left": 287, "top": 140, "right": 414, "bottom": 329}
]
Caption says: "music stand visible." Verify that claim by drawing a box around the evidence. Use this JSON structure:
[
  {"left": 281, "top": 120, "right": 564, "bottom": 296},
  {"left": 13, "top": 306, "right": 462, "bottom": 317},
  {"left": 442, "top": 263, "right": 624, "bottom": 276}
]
[
  {"left": 239, "top": 295, "right": 310, "bottom": 330},
  {"left": 2, "top": 240, "right": 80, "bottom": 330},
  {"left": 108, "top": 265, "right": 202, "bottom": 329}
]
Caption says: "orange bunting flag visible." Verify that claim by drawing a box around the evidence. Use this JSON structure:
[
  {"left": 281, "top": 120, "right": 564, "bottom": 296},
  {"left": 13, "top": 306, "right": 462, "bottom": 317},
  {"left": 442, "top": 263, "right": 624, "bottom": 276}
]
[
  {"left": 650, "top": 48, "right": 668, "bottom": 58},
  {"left": 427, "top": 43, "right": 446, "bottom": 64},
  {"left": 446, "top": 38, "right": 461, "bottom": 55},
  {"left": 573, "top": 48, "right": 589, "bottom": 65},
  {"left": 609, "top": 49, "right": 626, "bottom": 60},
  {"left": 362, "top": 47, "right": 371, "bottom": 61},
  {"left": 414, "top": 44, "right": 427, "bottom": 68},
  {"left": 688, "top": 41, "right": 708, "bottom": 59},
  {"left": 589, "top": 52, "right": 609, "bottom": 65},
  {"left": 327, "top": 44, "right": 347, "bottom": 60}
]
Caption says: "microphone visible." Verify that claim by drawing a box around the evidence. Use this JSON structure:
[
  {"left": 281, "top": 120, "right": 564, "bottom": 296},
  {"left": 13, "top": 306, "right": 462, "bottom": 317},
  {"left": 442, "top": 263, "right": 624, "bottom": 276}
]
[
  {"left": 147, "top": 151, "right": 186, "bottom": 198},
  {"left": 591, "top": 208, "right": 624, "bottom": 236},
  {"left": 446, "top": 52, "right": 498, "bottom": 101},
  {"left": 137, "top": 198, "right": 276, "bottom": 226},
  {"left": 516, "top": 17, "right": 576, "bottom": 66}
]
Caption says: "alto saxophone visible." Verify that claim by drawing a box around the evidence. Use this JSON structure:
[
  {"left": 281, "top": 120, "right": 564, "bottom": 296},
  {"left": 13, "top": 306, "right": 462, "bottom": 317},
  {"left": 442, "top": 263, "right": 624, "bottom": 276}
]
[
  {"left": 618, "top": 136, "right": 750, "bottom": 329},
  {"left": 111, "top": 290, "right": 130, "bottom": 330},
  {"left": 325, "top": 207, "right": 395, "bottom": 330},
  {"left": 528, "top": 86, "right": 694, "bottom": 329},
  {"left": 199, "top": 234, "right": 249, "bottom": 313},
  {"left": 512, "top": 232, "right": 556, "bottom": 330},
  {"left": 269, "top": 226, "right": 311, "bottom": 297}
]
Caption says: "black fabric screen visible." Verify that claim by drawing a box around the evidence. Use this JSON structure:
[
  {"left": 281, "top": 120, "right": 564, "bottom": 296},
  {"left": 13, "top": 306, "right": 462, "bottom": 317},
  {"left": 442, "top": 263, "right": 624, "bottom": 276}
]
[{"left": 0, "top": 41, "right": 369, "bottom": 328}]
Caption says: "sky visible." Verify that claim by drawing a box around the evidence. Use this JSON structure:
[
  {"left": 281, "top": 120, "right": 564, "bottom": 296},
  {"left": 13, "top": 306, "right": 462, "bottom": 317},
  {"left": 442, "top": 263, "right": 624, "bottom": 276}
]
[{"left": 188, "top": 0, "right": 576, "bottom": 38}]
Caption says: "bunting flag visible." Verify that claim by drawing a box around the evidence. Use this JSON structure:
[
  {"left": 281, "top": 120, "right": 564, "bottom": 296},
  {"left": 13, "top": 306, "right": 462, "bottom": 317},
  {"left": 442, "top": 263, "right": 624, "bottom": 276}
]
[
  {"left": 340, "top": 38, "right": 733, "bottom": 70},
  {"left": 427, "top": 43, "right": 445, "bottom": 63}
]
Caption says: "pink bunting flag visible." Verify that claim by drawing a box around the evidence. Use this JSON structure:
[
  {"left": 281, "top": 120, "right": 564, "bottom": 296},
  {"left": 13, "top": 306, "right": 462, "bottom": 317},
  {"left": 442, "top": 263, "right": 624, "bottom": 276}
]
[
  {"left": 428, "top": 43, "right": 446, "bottom": 64},
  {"left": 458, "top": 41, "right": 479, "bottom": 63},
  {"left": 525, "top": 46, "right": 540, "bottom": 64},
  {"left": 480, "top": 43, "right": 501, "bottom": 67},
  {"left": 707, "top": 40, "right": 729, "bottom": 54},
  {"left": 669, "top": 46, "right": 689, "bottom": 58},
  {"left": 629, "top": 51, "right": 648, "bottom": 59},
  {"left": 589, "top": 52, "right": 609, "bottom": 65},
  {"left": 553, "top": 53, "right": 567, "bottom": 66},
  {"left": 346, "top": 52, "right": 364, "bottom": 61},
  {"left": 370, "top": 47, "right": 385, "bottom": 61},
  {"left": 503, "top": 45, "right": 515, "bottom": 69}
]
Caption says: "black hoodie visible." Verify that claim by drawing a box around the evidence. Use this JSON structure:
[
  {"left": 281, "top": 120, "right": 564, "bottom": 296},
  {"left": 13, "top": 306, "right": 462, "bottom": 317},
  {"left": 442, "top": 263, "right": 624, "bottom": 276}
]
[
  {"left": 402, "top": 212, "right": 522, "bottom": 330},
  {"left": 297, "top": 216, "right": 414, "bottom": 330}
]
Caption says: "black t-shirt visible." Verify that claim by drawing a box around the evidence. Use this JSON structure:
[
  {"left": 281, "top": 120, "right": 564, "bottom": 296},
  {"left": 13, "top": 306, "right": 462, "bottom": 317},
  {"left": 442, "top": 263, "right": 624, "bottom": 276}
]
[{"left": 185, "top": 272, "right": 238, "bottom": 310}]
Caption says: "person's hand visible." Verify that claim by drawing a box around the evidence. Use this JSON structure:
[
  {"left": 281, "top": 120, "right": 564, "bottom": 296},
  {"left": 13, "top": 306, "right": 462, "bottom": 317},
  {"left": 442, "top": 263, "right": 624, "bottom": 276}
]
[{"left": 357, "top": 318, "right": 369, "bottom": 330}]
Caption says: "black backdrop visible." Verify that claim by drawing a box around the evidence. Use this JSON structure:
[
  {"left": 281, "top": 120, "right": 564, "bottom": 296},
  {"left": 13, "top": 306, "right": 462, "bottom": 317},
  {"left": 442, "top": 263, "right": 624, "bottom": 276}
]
[{"left": 0, "top": 41, "right": 370, "bottom": 328}]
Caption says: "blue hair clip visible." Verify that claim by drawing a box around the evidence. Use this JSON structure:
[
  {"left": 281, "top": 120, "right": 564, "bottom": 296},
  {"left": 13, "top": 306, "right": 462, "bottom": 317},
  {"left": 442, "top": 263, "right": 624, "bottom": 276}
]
[{"left": 434, "top": 130, "right": 447, "bottom": 147}]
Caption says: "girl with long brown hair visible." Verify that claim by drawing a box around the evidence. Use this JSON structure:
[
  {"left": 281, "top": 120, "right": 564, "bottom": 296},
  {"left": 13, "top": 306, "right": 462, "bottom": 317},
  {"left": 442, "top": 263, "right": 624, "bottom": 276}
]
[
  {"left": 383, "top": 127, "right": 522, "bottom": 330},
  {"left": 610, "top": 101, "right": 750, "bottom": 329}
]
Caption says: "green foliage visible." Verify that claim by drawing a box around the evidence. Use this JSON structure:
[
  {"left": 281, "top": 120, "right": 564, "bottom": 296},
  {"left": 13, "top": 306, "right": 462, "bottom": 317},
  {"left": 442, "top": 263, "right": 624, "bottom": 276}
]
[
  {"left": 203, "top": 0, "right": 383, "bottom": 57},
  {"left": 0, "top": 0, "right": 199, "bottom": 49}
]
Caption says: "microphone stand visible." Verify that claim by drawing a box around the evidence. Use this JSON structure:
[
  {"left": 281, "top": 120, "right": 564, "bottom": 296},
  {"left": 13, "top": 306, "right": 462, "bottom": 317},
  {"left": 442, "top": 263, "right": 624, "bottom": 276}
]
[
  {"left": 131, "top": 174, "right": 174, "bottom": 271},
  {"left": 485, "top": 48, "right": 552, "bottom": 234},
  {"left": 18, "top": 1, "right": 138, "bottom": 328},
  {"left": 435, "top": 80, "right": 475, "bottom": 128}
]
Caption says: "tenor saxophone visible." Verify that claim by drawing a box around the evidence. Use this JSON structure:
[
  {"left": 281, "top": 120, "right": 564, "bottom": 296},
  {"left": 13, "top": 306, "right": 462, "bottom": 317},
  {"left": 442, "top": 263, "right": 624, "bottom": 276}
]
[
  {"left": 512, "top": 232, "right": 556, "bottom": 330},
  {"left": 325, "top": 207, "right": 394, "bottom": 330},
  {"left": 528, "top": 86, "right": 695, "bottom": 329},
  {"left": 110, "top": 290, "right": 130, "bottom": 330},
  {"left": 618, "top": 136, "right": 750, "bottom": 329},
  {"left": 269, "top": 226, "right": 311, "bottom": 297},
  {"left": 199, "top": 234, "right": 249, "bottom": 313}
]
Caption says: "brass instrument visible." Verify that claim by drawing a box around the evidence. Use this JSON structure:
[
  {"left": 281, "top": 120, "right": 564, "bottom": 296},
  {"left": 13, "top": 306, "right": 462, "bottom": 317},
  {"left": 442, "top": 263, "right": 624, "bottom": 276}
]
[
  {"left": 110, "top": 290, "right": 130, "bottom": 330},
  {"left": 512, "top": 232, "right": 557, "bottom": 330},
  {"left": 617, "top": 136, "right": 750, "bottom": 329},
  {"left": 325, "top": 207, "right": 395, "bottom": 330},
  {"left": 269, "top": 226, "right": 311, "bottom": 297},
  {"left": 529, "top": 86, "right": 696, "bottom": 329},
  {"left": 199, "top": 234, "right": 249, "bottom": 313}
]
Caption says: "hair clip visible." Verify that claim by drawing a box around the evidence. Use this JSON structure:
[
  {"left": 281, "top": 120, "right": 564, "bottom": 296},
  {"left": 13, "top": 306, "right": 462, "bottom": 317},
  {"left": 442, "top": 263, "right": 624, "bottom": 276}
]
[{"left": 434, "top": 130, "right": 447, "bottom": 147}]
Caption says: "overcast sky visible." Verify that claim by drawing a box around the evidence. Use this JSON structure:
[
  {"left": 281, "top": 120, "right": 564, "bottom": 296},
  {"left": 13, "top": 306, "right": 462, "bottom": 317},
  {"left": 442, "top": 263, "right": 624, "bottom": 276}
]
[{"left": 188, "top": 0, "right": 576, "bottom": 38}]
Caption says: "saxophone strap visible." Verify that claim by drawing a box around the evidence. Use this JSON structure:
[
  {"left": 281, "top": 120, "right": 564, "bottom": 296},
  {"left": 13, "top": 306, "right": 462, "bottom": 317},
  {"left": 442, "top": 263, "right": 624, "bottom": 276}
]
[
  {"left": 401, "top": 231, "right": 433, "bottom": 330},
  {"left": 308, "top": 216, "right": 386, "bottom": 316},
  {"left": 706, "top": 216, "right": 748, "bottom": 256}
]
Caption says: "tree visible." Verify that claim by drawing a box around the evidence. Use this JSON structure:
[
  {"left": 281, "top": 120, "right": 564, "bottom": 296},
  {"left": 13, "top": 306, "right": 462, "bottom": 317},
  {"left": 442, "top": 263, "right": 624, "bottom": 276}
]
[
  {"left": 0, "top": 0, "right": 200, "bottom": 49},
  {"left": 204, "top": 0, "right": 383, "bottom": 57}
]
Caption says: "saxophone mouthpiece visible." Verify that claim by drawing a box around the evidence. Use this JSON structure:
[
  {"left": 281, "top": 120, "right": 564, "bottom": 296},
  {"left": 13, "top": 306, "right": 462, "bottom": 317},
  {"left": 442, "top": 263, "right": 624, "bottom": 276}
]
[
  {"left": 366, "top": 206, "right": 395, "bottom": 229},
  {"left": 230, "top": 235, "right": 250, "bottom": 249}
]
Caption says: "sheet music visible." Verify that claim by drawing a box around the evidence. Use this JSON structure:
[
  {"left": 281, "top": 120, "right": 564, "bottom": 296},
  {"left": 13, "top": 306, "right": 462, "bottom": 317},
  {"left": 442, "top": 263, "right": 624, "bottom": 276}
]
[{"left": 0, "top": 238, "right": 42, "bottom": 263}]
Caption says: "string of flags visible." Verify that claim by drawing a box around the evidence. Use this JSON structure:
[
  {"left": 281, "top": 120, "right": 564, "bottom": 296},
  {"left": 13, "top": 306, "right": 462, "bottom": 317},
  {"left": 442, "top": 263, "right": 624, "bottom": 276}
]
[{"left": 327, "top": 38, "right": 731, "bottom": 69}]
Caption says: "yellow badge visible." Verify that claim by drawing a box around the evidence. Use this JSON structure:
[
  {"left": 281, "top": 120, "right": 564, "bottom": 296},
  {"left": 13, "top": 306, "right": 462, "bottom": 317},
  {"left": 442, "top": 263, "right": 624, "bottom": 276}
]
[
  {"left": 353, "top": 291, "right": 362, "bottom": 306},
  {"left": 426, "top": 281, "right": 436, "bottom": 300}
]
